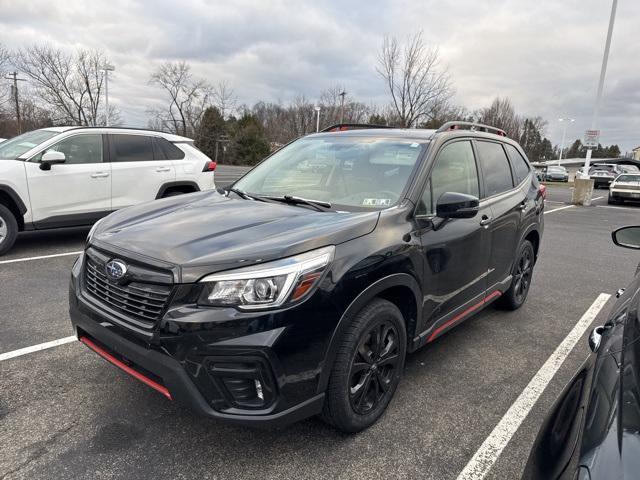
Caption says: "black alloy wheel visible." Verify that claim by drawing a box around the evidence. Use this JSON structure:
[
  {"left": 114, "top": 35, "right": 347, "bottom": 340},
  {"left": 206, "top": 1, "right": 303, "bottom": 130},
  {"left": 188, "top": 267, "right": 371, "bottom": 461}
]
[
  {"left": 498, "top": 239, "right": 535, "bottom": 310},
  {"left": 348, "top": 320, "right": 400, "bottom": 415},
  {"left": 321, "top": 298, "right": 407, "bottom": 432}
]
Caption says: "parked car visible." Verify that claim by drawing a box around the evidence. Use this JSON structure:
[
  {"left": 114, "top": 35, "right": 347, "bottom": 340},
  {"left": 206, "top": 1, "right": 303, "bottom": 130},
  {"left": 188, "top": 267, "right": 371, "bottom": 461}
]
[
  {"left": 70, "top": 121, "right": 544, "bottom": 432},
  {"left": 608, "top": 173, "right": 640, "bottom": 204},
  {"left": 0, "top": 127, "right": 216, "bottom": 255},
  {"left": 523, "top": 225, "right": 640, "bottom": 480},
  {"left": 543, "top": 165, "right": 569, "bottom": 182},
  {"left": 589, "top": 163, "right": 624, "bottom": 189}
]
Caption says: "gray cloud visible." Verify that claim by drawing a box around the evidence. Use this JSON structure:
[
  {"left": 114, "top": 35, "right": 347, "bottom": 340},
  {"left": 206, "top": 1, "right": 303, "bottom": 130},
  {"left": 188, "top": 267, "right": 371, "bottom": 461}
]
[{"left": 0, "top": 0, "right": 638, "bottom": 151}]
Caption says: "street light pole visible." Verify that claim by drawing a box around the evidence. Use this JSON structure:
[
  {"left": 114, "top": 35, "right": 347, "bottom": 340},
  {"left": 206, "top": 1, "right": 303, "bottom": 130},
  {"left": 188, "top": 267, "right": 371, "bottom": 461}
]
[
  {"left": 314, "top": 106, "right": 321, "bottom": 132},
  {"left": 100, "top": 64, "right": 115, "bottom": 126},
  {"left": 583, "top": 0, "right": 617, "bottom": 176},
  {"left": 338, "top": 91, "right": 346, "bottom": 124},
  {"left": 557, "top": 118, "right": 575, "bottom": 166}
]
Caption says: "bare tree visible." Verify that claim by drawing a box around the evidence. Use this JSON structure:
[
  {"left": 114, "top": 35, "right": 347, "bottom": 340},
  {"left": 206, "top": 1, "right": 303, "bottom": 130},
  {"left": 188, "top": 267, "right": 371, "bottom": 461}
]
[
  {"left": 0, "top": 43, "right": 11, "bottom": 109},
  {"left": 212, "top": 80, "right": 236, "bottom": 119},
  {"left": 377, "top": 32, "right": 453, "bottom": 128},
  {"left": 149, "top": 61, "right": 212, "bottom": 136},
  {"left": 15, "top": 44, "right": 114, "bottom": 126},
  {"left": 475, "top": 97, "right": 522, "bottom": 138}
]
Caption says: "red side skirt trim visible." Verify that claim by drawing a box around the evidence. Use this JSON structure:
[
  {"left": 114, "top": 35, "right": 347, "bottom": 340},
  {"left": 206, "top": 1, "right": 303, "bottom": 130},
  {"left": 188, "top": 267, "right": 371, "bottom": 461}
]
[
  {"left": 427, "top": 291, "right": 502, "bottom": 343},
  {"left": 80, "top": 336, "right": 172, "bottom": 400}
]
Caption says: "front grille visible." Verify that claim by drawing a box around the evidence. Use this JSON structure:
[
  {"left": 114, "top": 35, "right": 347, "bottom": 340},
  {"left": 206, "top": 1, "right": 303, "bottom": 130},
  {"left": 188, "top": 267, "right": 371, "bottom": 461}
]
[{"left": 83, "top": 256, "right": 172, "bottom": 329}]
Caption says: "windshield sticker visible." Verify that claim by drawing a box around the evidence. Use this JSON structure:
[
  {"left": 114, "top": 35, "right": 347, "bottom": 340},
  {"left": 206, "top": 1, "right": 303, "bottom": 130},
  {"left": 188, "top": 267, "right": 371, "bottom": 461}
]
[{"left": 363, "top": 198, "right": 391, "bottom": 207}]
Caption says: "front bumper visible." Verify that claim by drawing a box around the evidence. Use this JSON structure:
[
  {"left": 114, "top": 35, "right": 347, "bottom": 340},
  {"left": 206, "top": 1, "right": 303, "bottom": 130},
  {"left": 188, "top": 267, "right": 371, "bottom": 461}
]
[
  {"left": 69, "top": 252, "right": 332, "bottom": 428},
  {"left": 610, "top": 189, "right": 640, "bottom": 200}
]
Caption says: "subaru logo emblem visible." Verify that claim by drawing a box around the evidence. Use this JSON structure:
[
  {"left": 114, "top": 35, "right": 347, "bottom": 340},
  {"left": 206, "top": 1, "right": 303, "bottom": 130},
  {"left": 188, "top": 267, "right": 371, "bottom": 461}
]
[{"left": 105, "top": 259, "right": 127, "bottom": 281}]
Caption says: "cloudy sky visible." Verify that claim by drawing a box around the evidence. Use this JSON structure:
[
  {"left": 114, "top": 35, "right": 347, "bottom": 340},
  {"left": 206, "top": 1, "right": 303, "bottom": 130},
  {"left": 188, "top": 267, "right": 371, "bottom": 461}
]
[{"left": 1, "top": 0, "right": 638, "bottom": 151}]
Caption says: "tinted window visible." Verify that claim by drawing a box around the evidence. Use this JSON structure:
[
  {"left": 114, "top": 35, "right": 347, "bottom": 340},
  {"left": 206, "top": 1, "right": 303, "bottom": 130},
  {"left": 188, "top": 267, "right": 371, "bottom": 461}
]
[
  {"left": 111, "top": 135, "right": 154, "bottom": 162},
  {"left": 156, "top": 137, "right": 186, "bottom": 160},
  {"left": 417, "top": 141, "right": 479, "bottom": 215},
  {"left": 476, "top": 141, "right": 514, "bottom": 197},
  {"left": 36, "top": 134, "right": 103, "bottom": 164},
  {"left": 505, "top": 144, "right": 531, "bottom": 184}
]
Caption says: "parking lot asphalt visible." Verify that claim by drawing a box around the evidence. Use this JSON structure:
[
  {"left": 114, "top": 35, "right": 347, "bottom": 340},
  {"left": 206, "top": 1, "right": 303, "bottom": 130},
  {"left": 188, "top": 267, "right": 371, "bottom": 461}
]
[{"left": 2, "top": 183, "right": 639, "bottom": 480}]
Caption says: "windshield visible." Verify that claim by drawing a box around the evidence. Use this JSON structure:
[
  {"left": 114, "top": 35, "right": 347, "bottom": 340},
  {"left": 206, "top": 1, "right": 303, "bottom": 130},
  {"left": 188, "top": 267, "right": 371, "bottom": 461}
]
[
  {"left": 0, "top": 130, "right": 60, "bottom": 160},
  {"left": 590, "top": 165, "right": 615, "bottom": 173},
  {"left": 234, "top": 136, "right": 426, "bottom": 210},
  {"left": 616, "top": 175, "right": 640, "bottom": 183},
  {"left": 547, "top": 166, "right": 565, "bottom": 173}
]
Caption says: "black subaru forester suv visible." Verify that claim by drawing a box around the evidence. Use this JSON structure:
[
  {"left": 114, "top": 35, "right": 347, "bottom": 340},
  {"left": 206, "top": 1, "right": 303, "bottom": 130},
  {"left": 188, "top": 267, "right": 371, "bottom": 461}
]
[{"left": 69, "top": 121, "right": 545, "bottom": 432}]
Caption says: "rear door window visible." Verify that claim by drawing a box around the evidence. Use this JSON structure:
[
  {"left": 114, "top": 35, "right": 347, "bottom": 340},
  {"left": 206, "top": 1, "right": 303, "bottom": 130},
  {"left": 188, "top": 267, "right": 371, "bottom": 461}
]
[
  {"left": 476, "top": 141, "right": 514, "bottom": 197},
  {"left": 155, "top": 137, "right": 186, "bottom": 160},
  {"left": 505, "top": 144, "right": 531, "bottom": 184},
  {"left": 110, "top": 135, "right": 154, "bottom": 162}
]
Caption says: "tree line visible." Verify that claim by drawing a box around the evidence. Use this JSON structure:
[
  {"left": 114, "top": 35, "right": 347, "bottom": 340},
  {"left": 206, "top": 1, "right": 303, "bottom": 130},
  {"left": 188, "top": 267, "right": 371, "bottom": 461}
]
[{"left": 0, "top": 37, "right": 622, "bottom": 164}]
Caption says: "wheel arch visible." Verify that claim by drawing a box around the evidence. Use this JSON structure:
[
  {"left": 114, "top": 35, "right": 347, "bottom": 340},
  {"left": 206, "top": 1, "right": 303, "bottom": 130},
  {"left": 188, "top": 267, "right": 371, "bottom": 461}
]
[
  {"left": 155, "top": 181, "right": 200, "bottom": 199},
  {"left": 317, "top": 273, "right": 421, "bottom": 395},
  {"left": 0, "top": 185, "right": 27, "bottom": 230},
  {"left": 523, "top": 227, "right": 541, "bottom": 261}
]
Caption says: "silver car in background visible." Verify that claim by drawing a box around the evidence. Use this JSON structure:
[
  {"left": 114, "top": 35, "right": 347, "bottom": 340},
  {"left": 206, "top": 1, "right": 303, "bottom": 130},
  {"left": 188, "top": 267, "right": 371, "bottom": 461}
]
[{"left": 608, "top": 173, "right": 640, "bottom": 205}]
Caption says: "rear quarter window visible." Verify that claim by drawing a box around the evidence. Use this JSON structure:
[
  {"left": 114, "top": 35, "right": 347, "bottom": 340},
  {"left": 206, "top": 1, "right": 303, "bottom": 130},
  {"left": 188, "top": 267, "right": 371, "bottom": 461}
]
[
  {"left": 505, "top": 144, "right": 531, "bottom": 184},
  {"left": 156, "top": 137, "right": 186, "bottom": 160}
]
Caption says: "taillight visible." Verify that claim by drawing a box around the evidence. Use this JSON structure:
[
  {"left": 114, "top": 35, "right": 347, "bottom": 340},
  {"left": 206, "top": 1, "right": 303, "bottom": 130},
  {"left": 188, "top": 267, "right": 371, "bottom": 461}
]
[
  {"left": 202, "top": 161, "right": 217, "bottom": 172},
  {"left": 538, "top": 184, "right": 547, "bottom": 199}
]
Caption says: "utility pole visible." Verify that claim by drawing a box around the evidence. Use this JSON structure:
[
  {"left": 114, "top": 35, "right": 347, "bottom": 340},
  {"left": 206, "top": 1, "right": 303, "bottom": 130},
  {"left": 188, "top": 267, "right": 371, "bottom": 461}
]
[
  {"left": 339, "top": 91, "right": 346, "bottom": 124},
  {"left": 6, "top": 72, "right": 26, "bottom": 134},
  {"left": 583, "top": 0, "right": 617, "bottom": 176},
  {"left": 557, "top": 118, "right": 575, "bottom": 166},
  {"left": 100, "top": 64, "right": 115, "bottom": 126}
]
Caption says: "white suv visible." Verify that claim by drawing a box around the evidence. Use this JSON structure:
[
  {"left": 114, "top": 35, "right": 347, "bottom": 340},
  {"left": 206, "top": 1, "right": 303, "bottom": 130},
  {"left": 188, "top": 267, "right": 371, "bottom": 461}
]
[{"left": 0, "top": 127, "right": 216, "bottom": 255}]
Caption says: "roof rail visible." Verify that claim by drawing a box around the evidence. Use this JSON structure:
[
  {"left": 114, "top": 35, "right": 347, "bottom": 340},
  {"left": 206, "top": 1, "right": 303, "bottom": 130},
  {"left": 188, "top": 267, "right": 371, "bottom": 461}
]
[
  {"left": 320, "top": 123, "right": 394, "bottom": 133},
  {"left": 436, "top": 121, "right": 507, "bottom": 137}
]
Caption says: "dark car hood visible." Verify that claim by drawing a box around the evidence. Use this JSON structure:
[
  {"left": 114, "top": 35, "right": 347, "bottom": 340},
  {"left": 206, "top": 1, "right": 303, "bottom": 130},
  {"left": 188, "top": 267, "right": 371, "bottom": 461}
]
[{"left": 92, "top": 191, "right": 379, "bottom": 281}]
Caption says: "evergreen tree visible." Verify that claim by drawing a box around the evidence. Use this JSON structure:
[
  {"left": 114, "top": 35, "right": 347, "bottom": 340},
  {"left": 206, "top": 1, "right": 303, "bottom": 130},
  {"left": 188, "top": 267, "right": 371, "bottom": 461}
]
[
  {"left": 227, "top": 113, "right": 271, "bottom": 165},
  {"left": 195, "top": 107, "right": 226, "bottom": 161}
]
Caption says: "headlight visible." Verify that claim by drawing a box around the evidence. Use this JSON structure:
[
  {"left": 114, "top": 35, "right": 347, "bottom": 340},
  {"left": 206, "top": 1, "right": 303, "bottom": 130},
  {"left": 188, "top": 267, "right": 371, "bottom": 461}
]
[
  {"left": 198, "top": 246, "right": 335, "bottom": 310},
  {"left": 86, "top": 218, "right": 104, "bottom": 245}
]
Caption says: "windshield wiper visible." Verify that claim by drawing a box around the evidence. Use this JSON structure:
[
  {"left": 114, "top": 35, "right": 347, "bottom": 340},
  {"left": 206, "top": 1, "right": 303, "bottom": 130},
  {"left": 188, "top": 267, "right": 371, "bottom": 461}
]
[
  {"left": 263, "top": 195, "right": 332, "bottom": 212},
  {"left": 226, "top": 187, "right": 269, "bottom": 202}
]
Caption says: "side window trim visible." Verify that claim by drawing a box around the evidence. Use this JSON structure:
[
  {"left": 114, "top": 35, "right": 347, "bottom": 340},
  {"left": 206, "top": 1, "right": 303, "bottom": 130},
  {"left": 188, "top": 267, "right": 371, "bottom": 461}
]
[{"left": 415, "top": 138, "right": 481, "bottom": 216}]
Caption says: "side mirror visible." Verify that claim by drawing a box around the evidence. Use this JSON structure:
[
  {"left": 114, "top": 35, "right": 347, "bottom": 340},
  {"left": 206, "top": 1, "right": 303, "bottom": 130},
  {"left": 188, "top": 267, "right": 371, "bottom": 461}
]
[
  {"left": 39, "top": 151, "right": 66, "bottom": 170},
  {"left": 612, "top": 226, "right": 640, "bottom": 250},
  {"left": 436, "top": 192, "right": 480, "bottom": 219},
  {"left": 589, "top": 326, "right": 605, "bottom": 353}
]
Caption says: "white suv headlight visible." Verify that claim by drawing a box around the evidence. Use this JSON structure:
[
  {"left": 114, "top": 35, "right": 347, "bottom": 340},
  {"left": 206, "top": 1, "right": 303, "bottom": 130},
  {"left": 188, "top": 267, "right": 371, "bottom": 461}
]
[{"left": 198, "top": 246, "right": 335, "bottom": 310}]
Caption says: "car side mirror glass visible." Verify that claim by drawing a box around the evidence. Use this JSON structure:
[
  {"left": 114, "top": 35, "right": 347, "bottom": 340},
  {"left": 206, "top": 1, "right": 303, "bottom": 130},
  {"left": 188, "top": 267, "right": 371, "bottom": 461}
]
[
  {"left": 612, "top": 226, "right": 640, "bottom": 250},
  {"left": 436, "top": 192, "right": 480, "bottom": 219},
  {"left": 39, "top": 151, "right": 66, "bottom": 170}
]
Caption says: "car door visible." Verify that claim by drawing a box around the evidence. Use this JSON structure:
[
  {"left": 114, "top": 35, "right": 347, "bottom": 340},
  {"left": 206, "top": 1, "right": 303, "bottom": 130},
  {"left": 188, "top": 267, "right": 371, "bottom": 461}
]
[
  {"left": 109, "top": 134, "right": 175, "bottom": 209},
  {"left": 414, "top": 139, "right": 492, "bottom": 337},
  {"left": 24, "top": 133, "right": 111, "bottom": 226},
  {"left": 475, "top": 140, "right": 523, "bottom": 290}
]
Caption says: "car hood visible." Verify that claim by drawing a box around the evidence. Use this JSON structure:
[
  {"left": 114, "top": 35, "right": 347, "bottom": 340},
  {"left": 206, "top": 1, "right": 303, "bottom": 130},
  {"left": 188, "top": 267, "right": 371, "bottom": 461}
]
[{"left": 92, "top": 191, "right": 379, "bottom": 281}]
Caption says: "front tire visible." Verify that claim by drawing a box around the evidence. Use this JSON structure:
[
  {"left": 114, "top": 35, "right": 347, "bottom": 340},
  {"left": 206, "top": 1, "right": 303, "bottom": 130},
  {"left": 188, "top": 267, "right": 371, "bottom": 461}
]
[
  {"left": 0, "top": 204, "right": 19, "bottom": 256},
  {"left": 321, "top": 298, "right": 407, "bottom": 433},
  {"left": 498, "top": 240, "right": 535, "bottom": 311}
]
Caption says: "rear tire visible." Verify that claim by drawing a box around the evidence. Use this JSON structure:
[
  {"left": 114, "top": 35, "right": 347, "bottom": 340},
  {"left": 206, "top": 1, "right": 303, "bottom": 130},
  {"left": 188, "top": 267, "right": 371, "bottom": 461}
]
[
  {"left": 498, "top": 240, "right": 535, "bottom": 311},
  {"left": 321, "top": 298, "right": 407, "bottom": 433},
  {"left": 0, "top": 204, "right": 19, "bottom": 256}
]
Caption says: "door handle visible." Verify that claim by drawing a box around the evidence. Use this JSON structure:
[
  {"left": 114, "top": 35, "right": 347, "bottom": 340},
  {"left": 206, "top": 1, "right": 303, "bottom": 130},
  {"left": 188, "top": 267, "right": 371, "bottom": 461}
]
[
  {"left": 155, "top": 167, "right": 172, "bottom": 173},
  {"left": 480, "top": 215, "right": 492, "bottom": 227},
  {"left": 91, "top": 172, "right": 109, "bottom": 178}
]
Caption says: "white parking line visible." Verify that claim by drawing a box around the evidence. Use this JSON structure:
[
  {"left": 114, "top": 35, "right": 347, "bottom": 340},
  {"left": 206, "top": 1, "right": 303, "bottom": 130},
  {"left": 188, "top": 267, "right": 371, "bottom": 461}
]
[
  {"left": 543, "top": 205, "right": 574, "bottom": 215},
  {"left": 596, "top": 205, "right": 636, "bottom": 211},
  {"left": 0, "top": 336, "right": 77, "bottom": 362},
  {"left": 456, "top": 293, "right": 611, "bottom": 480},
  {"left": 0, "top": 251, "right": 82, "bottom": 265}
]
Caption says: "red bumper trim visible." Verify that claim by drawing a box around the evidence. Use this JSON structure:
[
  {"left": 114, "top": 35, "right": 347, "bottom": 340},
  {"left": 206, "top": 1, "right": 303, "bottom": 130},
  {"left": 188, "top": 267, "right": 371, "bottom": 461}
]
[
  {"left": 80, "top": 336, "right": 172, "bottom": 400},
  {"left": 427, "top": 291, "right": 502, "bottom": 343}
]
